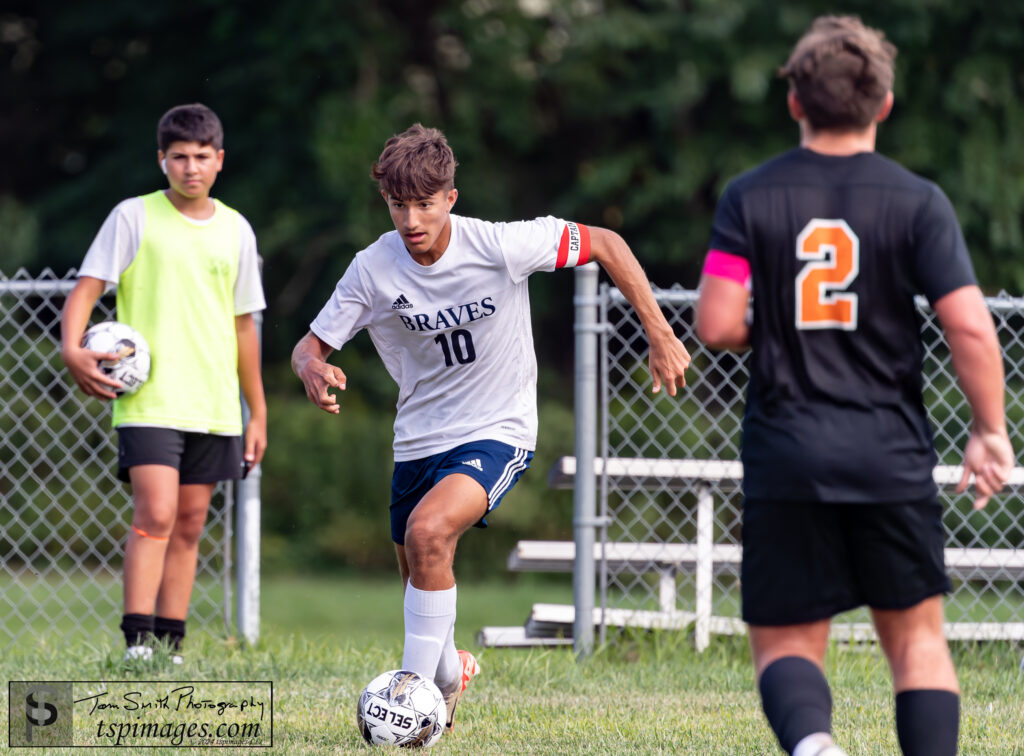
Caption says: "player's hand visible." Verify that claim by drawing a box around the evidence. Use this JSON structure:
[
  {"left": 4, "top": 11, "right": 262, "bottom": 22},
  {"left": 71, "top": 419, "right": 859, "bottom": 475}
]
[
  {"left": 647, "top": 329, "right": 691, "bottom": 397},
  {"left": 61, "top": 343, "right": 123, "bottom": 400},
  {"left": 243, "top": 412, "right": 268, "bottom": 470},
  {"left": 297, "top": 357, "right": 347, "bottom": 414},
  {"left": 957, "top": 428, "right": 1014, "bottom": 510}
]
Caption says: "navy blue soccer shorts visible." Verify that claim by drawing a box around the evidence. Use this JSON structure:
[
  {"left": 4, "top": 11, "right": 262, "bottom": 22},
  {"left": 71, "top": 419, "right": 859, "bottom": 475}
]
[
  {"left": 390, "top": 439, "right": 533, "bottom": 545},
  {"left": 741, "top": 496, "right": 952, "bottom": 626}
]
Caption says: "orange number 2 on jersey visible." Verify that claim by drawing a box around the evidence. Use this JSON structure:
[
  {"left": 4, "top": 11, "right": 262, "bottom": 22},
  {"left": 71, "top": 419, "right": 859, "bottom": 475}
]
[{"left": 795, "top": 218, "right": 860, "bottom": 330}]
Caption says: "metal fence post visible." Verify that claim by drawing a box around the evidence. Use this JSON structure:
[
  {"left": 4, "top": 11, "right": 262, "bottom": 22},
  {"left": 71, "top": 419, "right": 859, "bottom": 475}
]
[
  {"left": 235, "top": 309, "right": 262, "bottom": 644},
  {"left": 573, "top": 264, "right": 600, "bottom": 658},
  {"left": 695, "top": 484, "right": 713, "bottom": 652}
]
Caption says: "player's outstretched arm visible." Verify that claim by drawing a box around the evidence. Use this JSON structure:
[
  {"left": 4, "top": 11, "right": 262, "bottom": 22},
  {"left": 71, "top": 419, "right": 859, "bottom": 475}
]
[
  {"left": 933, "top": 285, "right": 1015, "bottom": 509},
  {"left": 587, "top": 227, "right": 690, "bottom": 395},
  {"left": 695, "top": 273, "right": 751, "bottom": 351},
  {"left": 236, "top": 313, "right": 268, "bottom": 466},
  {"left": 60, "top": 276, "right": 123, "bottom": 400},
  {"left": 291, "top": 331, "right": 347, "bottom": 414}
]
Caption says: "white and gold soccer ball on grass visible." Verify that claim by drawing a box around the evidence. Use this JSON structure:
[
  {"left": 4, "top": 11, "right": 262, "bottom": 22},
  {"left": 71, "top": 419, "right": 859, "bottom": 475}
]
[
  {"left": 356, "top": 669, "right": 446, "bottom": 748},
  {"left": 81, "top": 321, "right": 151, "bottom": 395}
]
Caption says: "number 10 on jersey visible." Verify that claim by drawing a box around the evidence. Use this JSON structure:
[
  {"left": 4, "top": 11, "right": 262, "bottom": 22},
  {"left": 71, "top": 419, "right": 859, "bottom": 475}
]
[
  {"left": 795, "top": 218, "right": 860, "bottom": 331},
  {"left": 434, "top": 328, "right": 476, "bottom": 366}
]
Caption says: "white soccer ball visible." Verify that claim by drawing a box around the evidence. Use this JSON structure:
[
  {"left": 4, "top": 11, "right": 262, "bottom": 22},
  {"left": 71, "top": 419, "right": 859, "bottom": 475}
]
[
  {"left": 81, "top": 321, "right": 151, "bottom": 395},
  {"left": 356, "top": 669, "right": 445, "bottom": 748}
]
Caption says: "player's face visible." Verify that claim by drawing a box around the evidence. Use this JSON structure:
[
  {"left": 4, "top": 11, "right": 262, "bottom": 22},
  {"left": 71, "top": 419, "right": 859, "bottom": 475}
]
[
  {"left": 159, "top": 141, "right": 224, "bottom": 200},
  {"left": 384, "top": 188, "right": 458, "bottom": 261}
]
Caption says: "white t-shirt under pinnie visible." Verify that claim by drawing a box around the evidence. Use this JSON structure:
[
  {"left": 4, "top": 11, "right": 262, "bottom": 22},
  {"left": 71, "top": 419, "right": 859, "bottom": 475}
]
[
  {"left": 78, "top": 196, "right": 265, "bottom": 315},
  {"left": 310, "top": 213, "right": 592, "bottom": 461}
]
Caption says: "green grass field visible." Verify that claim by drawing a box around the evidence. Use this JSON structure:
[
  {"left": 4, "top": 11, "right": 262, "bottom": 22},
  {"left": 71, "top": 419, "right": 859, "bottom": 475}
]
[{"left": 2, "top": 573, "right": 1023, "bottom": 754}]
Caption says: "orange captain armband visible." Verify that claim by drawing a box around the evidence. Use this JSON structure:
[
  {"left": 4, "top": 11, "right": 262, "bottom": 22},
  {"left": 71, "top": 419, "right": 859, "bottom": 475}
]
[
  {"left": 131, "top": 524, "right": 169, "bottom": 541},
  {"left": 702, "top": 249, "right": 751, "bottom": 288}
]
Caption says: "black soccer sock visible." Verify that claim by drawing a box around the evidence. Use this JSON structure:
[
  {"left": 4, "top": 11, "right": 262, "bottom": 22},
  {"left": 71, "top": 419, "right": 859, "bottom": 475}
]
[
  {"left": 153, "top": 616, "right": 186, "bottom": 651},
  {"left": 895, "top": 689, "right": 959, "bottom": 756},
  {"left": 120, "top": 613, "right": 155, "bottom": 647},
  {"left": 759, "top": 656, "right": 833, "bottom": 755}
]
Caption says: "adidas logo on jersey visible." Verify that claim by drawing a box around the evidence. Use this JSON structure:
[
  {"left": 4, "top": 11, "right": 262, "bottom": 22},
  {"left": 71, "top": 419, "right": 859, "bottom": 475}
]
[
  {"left": 392, "top": 294, "right": 414, "bottom": 310},
  {"left": 461, "top": 459, "right": 483, "bottom": 472}
]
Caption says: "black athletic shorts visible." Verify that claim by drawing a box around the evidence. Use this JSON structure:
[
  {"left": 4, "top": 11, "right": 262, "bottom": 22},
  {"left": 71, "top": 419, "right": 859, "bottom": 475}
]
[
  {"left": 117, "top": 426, "right": 243, "bottom": 484},
  {"left": 741, "top": 497, "right": 951, "bottom": 626}
]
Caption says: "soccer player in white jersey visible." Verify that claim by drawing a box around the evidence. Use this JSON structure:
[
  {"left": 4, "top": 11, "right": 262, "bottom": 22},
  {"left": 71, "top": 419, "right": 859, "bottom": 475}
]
[{"left": 292, "top": 123, "right": 691, "bottom": 734}]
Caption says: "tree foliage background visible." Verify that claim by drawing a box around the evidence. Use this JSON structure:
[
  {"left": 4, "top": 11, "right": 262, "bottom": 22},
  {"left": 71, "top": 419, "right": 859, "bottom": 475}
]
[{"left": 3, "top": 0, "right": 1023, "bottom": 574}]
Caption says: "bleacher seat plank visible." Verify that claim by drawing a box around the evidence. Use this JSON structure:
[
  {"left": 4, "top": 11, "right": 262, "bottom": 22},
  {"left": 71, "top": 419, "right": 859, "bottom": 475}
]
[
  {"left": 508, "top": 540, "right": 741, "bottom": 575},
  {"left": 943, "top": 548, "right": 1024, "bottom": 579},
  {"left": 478, "top": 608, "right": 1024, "bottom": 648},
  {"left": 548, "top": 456, "right": 743, "bottom": 490},
  {"left": 509, "top": 540, "right": 1024, "bottom": 581},
  {"left": 475, "top": 625, "right": 574, "bottom": 648},
  {"left": 549, "top": 455, "right": 1024, "bottom": 491},
  {"left": 527, "top": 602, "right": 746, "bottom": 635}
]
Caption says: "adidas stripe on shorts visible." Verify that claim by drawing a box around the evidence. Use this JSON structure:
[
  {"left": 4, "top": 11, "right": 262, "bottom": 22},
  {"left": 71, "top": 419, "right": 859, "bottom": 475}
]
[{"left": 389, "top": 439, "right": 533, "bottom": 545}]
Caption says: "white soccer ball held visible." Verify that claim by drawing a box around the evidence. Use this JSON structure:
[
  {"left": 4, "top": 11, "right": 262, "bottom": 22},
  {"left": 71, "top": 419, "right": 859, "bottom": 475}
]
[{"left": 80, "top": 321, "right": 151, "bottom": 396}]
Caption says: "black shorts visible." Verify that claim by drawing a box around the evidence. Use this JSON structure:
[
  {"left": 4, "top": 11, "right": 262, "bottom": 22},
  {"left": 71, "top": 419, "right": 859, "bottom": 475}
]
[
  {"left": 741, "top": 497, "right": 951, "bottom": 626},
  {"left": 117, "top": 427, "right": 243, "bottom": 484}
]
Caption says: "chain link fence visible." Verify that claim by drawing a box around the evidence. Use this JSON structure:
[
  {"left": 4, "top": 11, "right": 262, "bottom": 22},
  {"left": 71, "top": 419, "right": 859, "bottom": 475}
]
[
  {"left": 589, "top": 284, "right": 1024, "bottom": 646},
  {"left": 0, "top": 269, "right": 237, "bottom": 649}
]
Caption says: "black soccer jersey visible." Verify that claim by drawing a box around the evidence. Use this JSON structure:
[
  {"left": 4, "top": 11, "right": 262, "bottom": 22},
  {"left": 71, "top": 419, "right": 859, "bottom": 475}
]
[{"left": 709, "top": 148, "right": 977, "bottom": 502}]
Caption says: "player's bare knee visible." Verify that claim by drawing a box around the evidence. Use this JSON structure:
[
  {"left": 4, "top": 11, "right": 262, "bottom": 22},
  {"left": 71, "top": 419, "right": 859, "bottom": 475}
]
[
  {"left": 173, "top": 510, "right": 208, "bottom": 544},
  {"left": 405, "top": 509, "right": 453, "bottom": 544},
  {"left": 132, "top": 505, "right": 176, "bottom": 535},
  {"left": 403, "top": 523, "right": 452, "bottom": 572},
  {"left": 405, "top": 539, "right": 450, "bottom": 573}
]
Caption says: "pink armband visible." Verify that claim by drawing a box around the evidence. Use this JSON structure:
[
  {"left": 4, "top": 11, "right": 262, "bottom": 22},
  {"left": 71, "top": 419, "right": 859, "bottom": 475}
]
[{"left": 702, "top": 249, "right": 750, "bottom": 286}]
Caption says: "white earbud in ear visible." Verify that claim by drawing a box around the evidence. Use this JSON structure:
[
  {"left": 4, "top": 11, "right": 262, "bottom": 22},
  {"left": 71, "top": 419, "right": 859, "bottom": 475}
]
[{"left": 160, "top": 158, "right": 167, "bottom": 174}]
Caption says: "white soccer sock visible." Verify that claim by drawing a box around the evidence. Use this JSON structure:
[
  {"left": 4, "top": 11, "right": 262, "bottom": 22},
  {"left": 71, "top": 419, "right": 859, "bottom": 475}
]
[
  {"left": 401, "top": 583, "right": 457, "bottom": 680},
  {"left": 434, "top": 619, "right": 461, "bottom": 693},
  {"left": 793, "top": 732, "right": 845, "bottom": 756}
]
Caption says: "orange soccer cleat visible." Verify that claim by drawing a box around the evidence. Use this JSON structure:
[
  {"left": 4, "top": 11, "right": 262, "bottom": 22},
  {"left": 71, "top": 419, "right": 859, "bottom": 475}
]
[{"left": 441, "top": 649, "right": 480, "bottom": 733}]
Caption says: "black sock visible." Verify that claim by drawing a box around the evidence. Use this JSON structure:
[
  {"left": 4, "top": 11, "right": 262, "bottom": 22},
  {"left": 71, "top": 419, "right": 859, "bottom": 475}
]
[
  {"left": 895, "top": 689, "right": 959, "bottom": 756},
  {"left": 120, "top": 613, "right": 155, "bottom": 647},
  {"left": 153, "top": 616, "right": 186, "bottom": 651},
  {"left": 759, "top": 656, "right": 833, "bottom": 755}
]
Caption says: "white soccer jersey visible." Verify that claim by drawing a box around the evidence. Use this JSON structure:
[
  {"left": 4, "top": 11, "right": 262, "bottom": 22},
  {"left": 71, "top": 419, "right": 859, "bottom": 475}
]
[{"left": 310, "top": 213, "right": 592, "bottom": 461}]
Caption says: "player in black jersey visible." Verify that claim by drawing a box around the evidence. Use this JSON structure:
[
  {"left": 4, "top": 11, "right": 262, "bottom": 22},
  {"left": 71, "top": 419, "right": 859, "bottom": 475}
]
[{"left": 696, "top": 16, "right": 1013, "bottom": 756}]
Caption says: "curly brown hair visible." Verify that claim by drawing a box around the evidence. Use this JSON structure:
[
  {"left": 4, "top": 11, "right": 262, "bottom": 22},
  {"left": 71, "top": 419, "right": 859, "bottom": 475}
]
[
  {"left": 371, "top": 124, "right": 458, "bottom": 200},
  {"left": 779, "top": 16, "right": 897, "bottom": 131}
]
